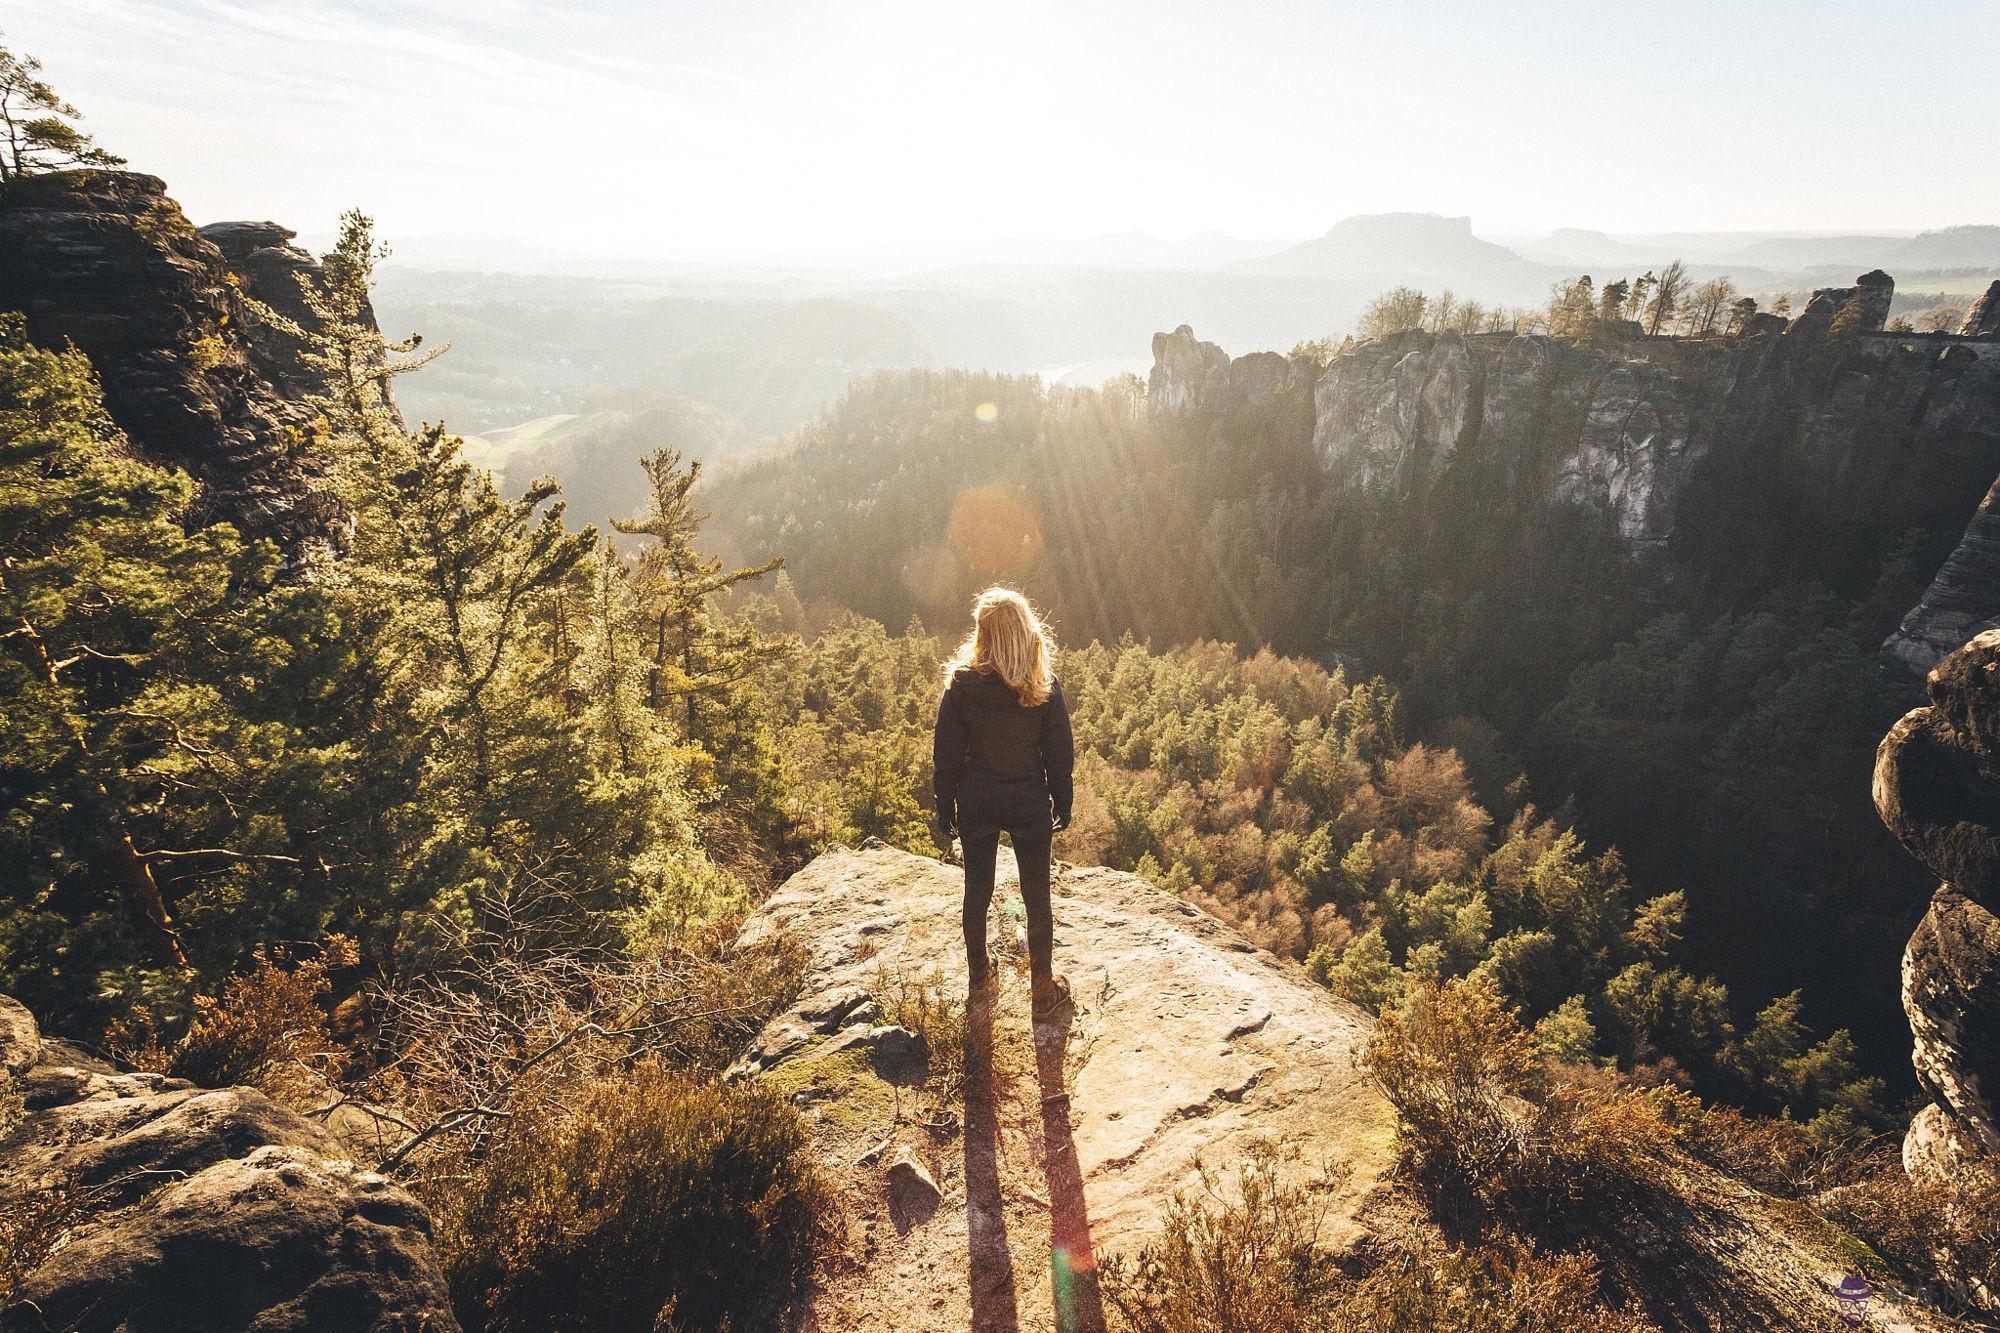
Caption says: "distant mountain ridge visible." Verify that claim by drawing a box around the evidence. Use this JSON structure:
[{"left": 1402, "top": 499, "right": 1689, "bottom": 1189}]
[{"left": 1245, "top": 212, "right": 1520, "bottom": 278}]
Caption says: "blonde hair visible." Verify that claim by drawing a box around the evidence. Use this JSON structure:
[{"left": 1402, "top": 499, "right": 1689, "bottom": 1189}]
[{"left": 944, "top": 587, "right": 1055, "bottom": 707}]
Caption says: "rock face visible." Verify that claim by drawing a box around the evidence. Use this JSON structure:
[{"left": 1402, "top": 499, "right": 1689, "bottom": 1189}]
[
  {"left": 1875, "top": 630, "right": 2000, "bottom": 1309},
  {"left": 0, "top": 993, "right": 458, "bottom": 1332},
  {"left": 1310, "top": 329, "right": 1701, "bottom": 543},
  {"left": 1962, "top": 280, "right": 2000, "bottom": 338},
  {"left": 1146, "top": 323, "right": 1229, "bottom": 411},
  {"left": 196, "top": 219, "right": 348, "bottom": 402},
  {"left": 1147, "top": 275, "right": 2000, "bottom": 662},
  {"left": 733, "top": 843, "right": 1394, "bottom": 1332},
  {"left": 1851, "top": 269, "right": 1896, "bottom": 333},
  {"left": 0, "top": 171, "right": 342, "bottom": 554}
]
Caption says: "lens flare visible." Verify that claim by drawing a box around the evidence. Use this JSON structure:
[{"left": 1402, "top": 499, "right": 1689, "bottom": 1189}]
[
  {"left": 974, "top": 401, "right": 999, "bottom": 424},
  {"left": 948, "top": 485, "right": 1043, "bottom": 576}
]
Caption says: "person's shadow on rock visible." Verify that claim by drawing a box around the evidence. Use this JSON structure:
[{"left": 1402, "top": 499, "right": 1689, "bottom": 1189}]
[
  {"left": 964, "top": 985, "right": 1019, "bottom": 1331},
  {"left": 1031, "top": 986, "right": 1107, "bottom": 1333}
]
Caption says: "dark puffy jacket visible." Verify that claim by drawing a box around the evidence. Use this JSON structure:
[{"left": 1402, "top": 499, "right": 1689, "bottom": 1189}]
[{"left": 932, "top": 667, "right": 1074, "bottom": 834}]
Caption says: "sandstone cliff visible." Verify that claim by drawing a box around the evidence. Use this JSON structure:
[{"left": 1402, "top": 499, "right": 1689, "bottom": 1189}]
[
  {"left": 0, "top": 992, "right": 457, "bottom": 1332},
  {"left": 0, "top": 171, "right": 344, "bottom": 554},
  {"left": 1875, "top": 630, "right": 2000, "bottom": 1313},
  {"left": 1149, "top": 275, "right": 2000, "bottom": 675}
]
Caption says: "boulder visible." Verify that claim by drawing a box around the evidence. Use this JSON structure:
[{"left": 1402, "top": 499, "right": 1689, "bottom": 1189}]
[
  {"left": 1904, "top": 887, "right": 2000, "bottom": 1145},
  {"left": 1877, "top": 630, "right": 2000, "bottom": 1311},
  {"left": 0, "top": 992, "right": 458, "bottom": 1332},
  {"left": 2, "top": 1147, "right": 454, "bottom": 1333},
  {"left": 1873, "top": 699, "right": 2000, "bottom": 900},
  {"left": 883, "top": 1146, "right": 940, "bottom": 1232}
]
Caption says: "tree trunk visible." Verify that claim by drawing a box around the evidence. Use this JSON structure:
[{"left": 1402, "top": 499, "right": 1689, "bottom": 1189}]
[{"left": 17, "top": 619, "right": 188, "bottom": 969}]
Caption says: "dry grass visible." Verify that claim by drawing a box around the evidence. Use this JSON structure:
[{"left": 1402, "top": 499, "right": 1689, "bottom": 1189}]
[
  {"left": 1100, "top": 1144, "right": 1653, "bottom": 1333},
  {"left": 873, "top": 964, "right": 966, "bottom": 1112}
]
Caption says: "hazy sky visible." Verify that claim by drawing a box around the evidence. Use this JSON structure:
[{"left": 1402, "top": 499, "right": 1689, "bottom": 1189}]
[{"left": 9, "top": 0, "right": 1999, "bottom": 256}]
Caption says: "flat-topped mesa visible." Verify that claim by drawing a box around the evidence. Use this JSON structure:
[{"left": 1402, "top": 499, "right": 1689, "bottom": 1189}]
[{"left": 0, "top": 170, "right": 345, "bottom": 555}]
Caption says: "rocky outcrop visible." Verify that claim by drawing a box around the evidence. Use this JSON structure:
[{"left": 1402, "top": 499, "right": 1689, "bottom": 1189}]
[
  {"left": 1147, "top": 324, "right": 1317, "bottom": 420},
  {"left": 1875, "top": 630, "right": 2000, "bottom": 1309},
  {"left": 0, "top": 170, "right": 341, "bottom": 554},
  {"left": 1885, "top": 473, "right": 2000, "bottom": 678},
  {"left": 0, "top": 993, "right": 457, "bottom": 1332},
  {"left": 1150, "top": 273, "right": 2000, "bottom": 639},
  {"left": 196, "top": 219, "right": 338, "bottom": 401},
  {"left": 1965, "top": 280, "right": 2000, "bottom": 338},
  {"left": 1146, "top": 323, "right": 1228, "bottom": 410},
  {"left": 1309, "top": 329, "right": 1701, "bottom": 542},
  {"left": 1851, "top": 269, "right": 1896, "bottom": 333},
  {"left": 734, "top": 843, "right": 1394, "bottom": 1332}
]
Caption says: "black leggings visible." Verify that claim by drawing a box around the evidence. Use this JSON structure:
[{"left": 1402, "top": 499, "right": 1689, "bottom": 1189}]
[{"left": 961, "top": 825, "right": 1054, "bottom": 978}]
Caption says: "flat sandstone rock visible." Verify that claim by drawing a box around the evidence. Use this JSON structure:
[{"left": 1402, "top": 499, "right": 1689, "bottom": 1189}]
[{"left": 735, "top": 843, "right": 1395, "bottom": 1331}]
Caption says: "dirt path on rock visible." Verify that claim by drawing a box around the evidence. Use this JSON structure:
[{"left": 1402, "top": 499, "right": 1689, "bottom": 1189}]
[{"left": 805, "top": 871, "right": 1114, "bottom": 1332}]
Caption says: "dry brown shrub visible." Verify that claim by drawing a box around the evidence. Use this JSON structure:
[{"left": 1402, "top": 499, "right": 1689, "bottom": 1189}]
[
  {"left": 0, "top": 1176, "right": 91, "bottom": 1309},
  {"left": 1333, "top": 1226, "right": 1657, "bottom": 1333},
  {"left": 1682, "top": 1104, "right": 1827, "bottom": 1195},
  {"left": 1816, "top": 1155, "right": 2000, "bottom": 1317},
  {"left": 1359, "top": 977, "right": 1682, "bottom": 1210},
  {"left": 1100, "top": 1145, "right": 1655, "bottom": 1333},
  {"left": 104, "top": 940, "right": 354, "bottom": 1107},
  {"left": 358, "top": 890, "right": 806, "bottom": 1204},
  {"left": 1101, "top": 1145, "right": 1349, "bottom": 1333},
  {"left": 441, "top": 1063, "right": 830, "bottom": 1333}
]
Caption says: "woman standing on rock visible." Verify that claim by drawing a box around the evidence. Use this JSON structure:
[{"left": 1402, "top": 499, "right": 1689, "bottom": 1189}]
[{"left": 932, "top": 587, "right": 1075, "bottom": 1003}]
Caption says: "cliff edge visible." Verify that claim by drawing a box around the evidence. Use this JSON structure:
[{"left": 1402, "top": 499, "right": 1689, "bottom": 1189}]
[{"left": 730, "top": 843, "right": 1396, "bottom": 1332}]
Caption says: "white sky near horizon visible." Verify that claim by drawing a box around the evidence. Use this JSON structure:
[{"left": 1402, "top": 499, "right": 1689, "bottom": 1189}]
[{"left": 7, "top": 0, "right": 2000, "bottom": 260}]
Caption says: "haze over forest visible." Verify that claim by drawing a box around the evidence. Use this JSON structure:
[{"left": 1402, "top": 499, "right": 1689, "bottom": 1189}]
[{"left": 9, "top": 3, "right": 2000, "bottom": 1329}]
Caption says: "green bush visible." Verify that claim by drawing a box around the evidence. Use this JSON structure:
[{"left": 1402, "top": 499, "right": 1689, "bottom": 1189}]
[{"left": 442, "top": 1063, "right": 829, "bottom": 1332}]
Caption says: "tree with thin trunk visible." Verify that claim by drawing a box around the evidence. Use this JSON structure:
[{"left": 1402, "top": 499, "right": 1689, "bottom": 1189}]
[
  {"left": 0, "top": 38, "right": 122, "bottom": 181},
  {"left": 1688, "top": 277, "right": 1738, "bottom": 336},
  {"left": 1646, "top": 260, "right": 1690, "bottom": 336},
  {"left": 613, "top": 449, "right": 786, "bottom": 741}
]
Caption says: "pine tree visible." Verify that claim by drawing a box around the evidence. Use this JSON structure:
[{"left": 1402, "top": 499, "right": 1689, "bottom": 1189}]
[
  {"left": 0, "top": 39, "right": 123, "bottom": 181},
  {"left": 612, "top": 448, "right": 786, "bottom": 739},
  {"left": 0, "top": 316, "right": 322, "bottom": 1006}
]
